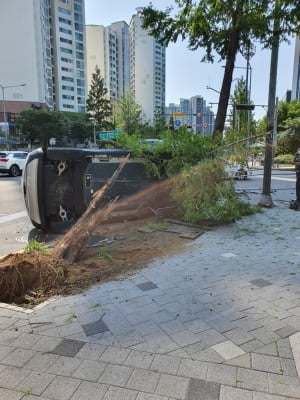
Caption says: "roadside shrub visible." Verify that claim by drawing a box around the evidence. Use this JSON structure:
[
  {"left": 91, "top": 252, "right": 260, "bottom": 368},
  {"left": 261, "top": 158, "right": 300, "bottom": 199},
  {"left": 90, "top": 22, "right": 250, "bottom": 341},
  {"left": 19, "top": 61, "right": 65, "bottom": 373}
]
[
  {"left": 171, "top": 159, "right": 259, "bottom": 224},
  {"left": 273, "top": 153, "right": 294, "bottom": 165}
]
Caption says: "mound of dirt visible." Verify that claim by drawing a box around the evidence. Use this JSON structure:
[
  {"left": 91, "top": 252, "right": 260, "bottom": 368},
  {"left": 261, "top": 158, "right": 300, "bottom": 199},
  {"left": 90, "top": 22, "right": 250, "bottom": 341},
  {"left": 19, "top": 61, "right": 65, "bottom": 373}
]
[{"left": 0, "top": 217, "right": 189, "bottom": 308}]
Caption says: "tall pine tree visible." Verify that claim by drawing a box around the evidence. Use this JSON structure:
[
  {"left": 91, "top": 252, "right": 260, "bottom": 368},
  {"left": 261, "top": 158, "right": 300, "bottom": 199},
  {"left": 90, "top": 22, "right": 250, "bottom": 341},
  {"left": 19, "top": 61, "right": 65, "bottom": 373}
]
[{"left": 86, "top": 66, "right": 112, "bottom": 130}]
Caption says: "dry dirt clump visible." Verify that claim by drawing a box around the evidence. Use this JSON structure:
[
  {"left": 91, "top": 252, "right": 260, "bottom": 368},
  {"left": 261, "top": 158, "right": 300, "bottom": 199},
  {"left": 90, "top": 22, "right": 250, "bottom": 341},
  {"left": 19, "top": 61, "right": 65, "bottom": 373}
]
[{"left": 0, "top": 217, "right": 188, "bottom": 308}]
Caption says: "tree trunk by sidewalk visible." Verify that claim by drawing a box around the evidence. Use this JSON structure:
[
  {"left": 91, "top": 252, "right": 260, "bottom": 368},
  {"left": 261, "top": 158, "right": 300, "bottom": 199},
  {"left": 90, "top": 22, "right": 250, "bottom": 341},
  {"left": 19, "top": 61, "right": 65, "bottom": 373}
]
[{"left": 54, "top": 153, "right": 130, "bottom": 263}]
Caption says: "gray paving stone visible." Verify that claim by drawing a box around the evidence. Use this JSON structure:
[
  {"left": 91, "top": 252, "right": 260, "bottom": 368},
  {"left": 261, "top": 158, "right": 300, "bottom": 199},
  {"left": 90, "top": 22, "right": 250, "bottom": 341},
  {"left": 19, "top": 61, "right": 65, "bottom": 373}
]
[
  {"left": 132, "top": 331, "right": 179, "bottom": 354},
  {"left": 251, "top": 353, "right": 283, "bottom": 374},
  {"left": 206, "top": 363, "right": 237, "bottom": 386},
  {"left": 196, "top": 329, "right": 226, "bottom": 346},
  {"left": 70, "top": 381, "right": 109, "bottom": 400},
  {"left": 255, "top": 342, "right": 279, "bottom": 356},
  {"left": 10, "top": 333, "right": 41, "bottom": 349},
  {"left": 24, "top": 352, "right": 59, "bottom": 372},
  {"left": 280, "top": 357, "right": 298, "bottom": 376},
  {"left": 275, "top": 326, "right": 299, "bottom": 338},
  {"left": 47, "top": 355, "right": 83, "bottom": 376},
  {"left": 159, "top": 319, "right": 186, "bottom": 334},
  {"left": 237, "top": 367, "right": 269, "bottom": 392},
  {"left": 2, "top": 348, "right": 36, "bottom": 368},
  {"left": 155, "top": 373, "right": 189, "bottom": 399},
  {"left": 82, "top": 319, "right": 109, "bottom": 336},
  {"left": 220, "top": 385, "right": 253, "bottom": 400},
  {"left": 193, "top": 347, "right": 225, "bottom": 363},
  {"left": 75, "top": 342, "right": 107, "bottom": 360},
  {"left": 277, "top": 338, "right": 294, "bottom": 359},
  {"left": 224, "top": 327, "right": 254, "bottom": 346},
  {"left": 240, "top": 339, "right": 265, "bottom": 353},
  {"left": 0, "top": 365, "right": 31, "bottom": 390},
  {"left": 186, "top": 379, "right": 220, "bottom": 400},
  {"left": 126, "top": 368, "right": 160, "bottom": 393},
  {"left": 50, "top": 339, "right": 85, "bottom": 357},
  {"left": 99, "top": 364, "right": 133, "bottom": 386},
  {"left": 150, "top": 354, "right": 181, "bottom": 375},
  {"left": 0, "top": 387, "right": 23, "bottom": 400},
  {"left": 0, "top": 344, "right": 13, "bottom": 361},
  {"left": 177, "top": 358, "right": 208, "bottom": 380},
  {"left": 136, "top": 394, "right": 169, "bottom": 400},
  {"left": 137, "top": 282, "right": 158, "bottom": 291},
  {"left": 42, "top": 375, "right": 81, "bottom": 400},
  {"left": 31, "top": 336, "right": 62, "bottom": 352},
  {"left": 124, "top": 350, "right": 154, "bottom": 369},
  {"left": 72, "top": 359, "right": 106, "bottom": 381},
  {"left": 183, "top": 319, "right": 211, "bottom": 333},
  {"left": 252, "top": 392, "right": 287, "bottom": 400},
  {"left": 250, "top": 327, "right": 281, "bottom": 345},
  {"left": 99, "top": 346, "right": 130, "bottom": 364},
  {"left": 103, "top": 386, "right": 138, "bottom": 400},
  {"left": 208, "top": 318, "right": 237, "bottom": 333},
  {"left": 225, "top": 353, "right": 251, "bottom": 368},
  {"left": 212, "top": 340, "right": 245, "bottom": 360},
  {"left": 17, "top": 371, "right": 55, "bottom": 396},
  {"left": 268, "top": 372, "right": 300, "bottom": 398}
]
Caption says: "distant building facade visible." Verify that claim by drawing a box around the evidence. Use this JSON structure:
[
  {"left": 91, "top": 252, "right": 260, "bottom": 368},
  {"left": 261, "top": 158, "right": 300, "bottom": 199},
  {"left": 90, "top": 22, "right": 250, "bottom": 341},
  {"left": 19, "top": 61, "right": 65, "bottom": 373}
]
[
  {"left": 86, "top": 21, "right": 130, "bottom": 101},
  {"left": 292, "top": 36, "right": 300, "bottom": 100},
  {"left": 129, "top": 9, "right": 166, "bottom": 123},
  {"left": 0, "top": 0, "right": 87, "bottom": 130},
  {"left": 165, "top": 96, "right": 215, "bottom": 135}
]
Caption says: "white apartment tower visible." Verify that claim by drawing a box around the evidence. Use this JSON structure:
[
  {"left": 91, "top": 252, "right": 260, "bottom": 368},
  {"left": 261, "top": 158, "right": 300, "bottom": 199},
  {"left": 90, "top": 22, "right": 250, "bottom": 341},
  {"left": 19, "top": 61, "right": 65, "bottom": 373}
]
[
  {"left": 292, "top": 36, "right": 300, "bottom": 100},
  {"left": 0, "top": 0, "right": 86, "bottom": 123},
  {"left": 86, "top": 22, "right": 130, "bottom": 100},
  {"left": 129, "top": 9, "right": 166, "bottom": 123},
  {"left": 50, "top": 0, "right": 86, "bottom": 112}
]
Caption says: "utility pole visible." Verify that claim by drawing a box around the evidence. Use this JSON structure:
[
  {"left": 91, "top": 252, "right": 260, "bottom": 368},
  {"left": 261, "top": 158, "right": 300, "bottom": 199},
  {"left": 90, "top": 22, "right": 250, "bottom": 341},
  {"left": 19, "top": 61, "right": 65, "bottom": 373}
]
[{"left": 258, "top": 17, "right": 280, "bottom": 207}]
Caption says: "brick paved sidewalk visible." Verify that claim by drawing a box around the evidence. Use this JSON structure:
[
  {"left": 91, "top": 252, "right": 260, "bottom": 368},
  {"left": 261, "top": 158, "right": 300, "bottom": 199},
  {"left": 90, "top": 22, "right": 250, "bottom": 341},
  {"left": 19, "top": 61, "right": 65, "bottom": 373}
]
[{"left": 1, "top": 200, "right": 300, "bottom": 399}]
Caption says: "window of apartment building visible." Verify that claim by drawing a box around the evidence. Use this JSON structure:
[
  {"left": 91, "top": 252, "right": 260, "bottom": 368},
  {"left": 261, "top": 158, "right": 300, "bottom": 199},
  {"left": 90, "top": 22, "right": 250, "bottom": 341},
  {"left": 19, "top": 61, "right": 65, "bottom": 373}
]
[
  {"left": 61, "top": 57, "right": 72, "bottom": 63},
  {"left": 75, "top": 32, "right": 83, "bottom": 41},
  {"left": 74, "top": 3, "right": 82, "bottom": 12},
  {"left": 60, "top": 27, "right": 72, "bottom": 35},
  {"left": 74, "top": 13, "right": 82, "bottom": 22},
  {"left": 77, "top": 88, "right": 85, "bottom": 95},
  {"left": 63, "top": 95, "right": 74, "bottom": 100},
  {"left": 59, "top": 0, "right": 70, "bottom": 4},
  {"left": 62, "top": 67, "right": 73, "bottom": 72},
  {"left": 77, "top": 97, "right": 85, "bottom": 104},
  {"left": 62, "top": 85, "right": 74, "bottom": 91},
  {"left": 76, "top": 51, "right": 84, "bottom": 60},
  {"left": 63, "top": 104, "right": 75, "bottom": 109},
  {"left": 75, "top": 23, "right": 83, "bottom": 32},
  {"left": 76, "top": 70, "right": 84, "bottom": 78},
  {"left": 58, "top": 7, "right": 71, "bottom": 15},
  {"left": 77, "top": 79, "right": 84, "bottom": 87},
  {"left": 78, "top": 106, "right": 85, "bottom": 113},
  {"left": 59, "top": 17, "right": 71, "bottom": 25},
  {"left": 60, "top": 37, "right": 72, "bottom": 44},
  {"left": 62, "top": 76, "right": 74, "bottom": 82},
  {"left": 75, "top": 42, "right": 83, "bottom": 51},
  {"left": 60, "top": 47, "right": 73, "bottom": 54},
  {"left": 76, "top": 60, "right": 84, "bottom": 69}
]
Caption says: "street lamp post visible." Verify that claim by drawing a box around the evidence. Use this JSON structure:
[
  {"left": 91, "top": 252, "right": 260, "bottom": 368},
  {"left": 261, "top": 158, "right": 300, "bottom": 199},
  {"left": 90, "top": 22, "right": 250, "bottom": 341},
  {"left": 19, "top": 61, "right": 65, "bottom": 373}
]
[{"left": 0, "top": 83, "right": 26, "bottom": 149}]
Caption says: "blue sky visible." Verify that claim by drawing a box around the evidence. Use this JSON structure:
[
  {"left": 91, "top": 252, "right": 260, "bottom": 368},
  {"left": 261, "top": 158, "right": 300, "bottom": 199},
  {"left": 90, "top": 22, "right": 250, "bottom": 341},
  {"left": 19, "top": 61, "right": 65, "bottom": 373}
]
[{"left": 85, "top": 0, "right": 296, "bottom": 120}]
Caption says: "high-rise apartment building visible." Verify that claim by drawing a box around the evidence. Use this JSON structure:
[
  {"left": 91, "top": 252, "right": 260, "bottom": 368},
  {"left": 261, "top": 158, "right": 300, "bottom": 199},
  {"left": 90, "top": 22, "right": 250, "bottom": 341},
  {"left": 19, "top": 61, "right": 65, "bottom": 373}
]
[
  {"left": 86, "top": 21, "right": 130, "bottom": 100},
  {"left": 50, "top": 0, "right": 87, "bottom": 113},
  {"left": 0, "top": 0, "right": 86, "bottom": 128},
  {"left": 129, "top": 9, "right": 166, "bottom": 123},
  {"left": 292, "top": 36, "right": 300, "bottom": 100}
]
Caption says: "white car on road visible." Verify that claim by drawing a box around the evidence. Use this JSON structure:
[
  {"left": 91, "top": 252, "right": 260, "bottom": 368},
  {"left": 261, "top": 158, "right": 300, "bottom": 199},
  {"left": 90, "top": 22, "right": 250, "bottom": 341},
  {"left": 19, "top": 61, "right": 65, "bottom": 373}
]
[{"left": 0, "top": 151, "right": 28, "bottom": 177}]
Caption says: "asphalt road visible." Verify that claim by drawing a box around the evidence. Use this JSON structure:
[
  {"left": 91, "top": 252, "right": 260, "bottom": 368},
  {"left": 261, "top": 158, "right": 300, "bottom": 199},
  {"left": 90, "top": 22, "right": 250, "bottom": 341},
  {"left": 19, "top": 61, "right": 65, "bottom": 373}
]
[{"left": 0, "top": 169, "right": 297, "bottom": 257}]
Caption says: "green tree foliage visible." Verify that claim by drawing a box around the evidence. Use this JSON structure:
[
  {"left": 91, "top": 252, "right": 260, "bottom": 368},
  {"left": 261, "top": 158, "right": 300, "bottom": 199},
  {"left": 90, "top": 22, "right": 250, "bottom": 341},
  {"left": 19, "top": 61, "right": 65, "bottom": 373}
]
[
  {"left": 62, "top": 112, "right": 92, "bottom": 144},
  {"left": 115, "top": 92, "right": 143, "bottom": 135},
  {"left": 171, "top": 159, "right": 259, "bottom": 224},
  {"left": 16, "top": 108, "right": 67, "bottom": 147},
  {"left": 86, "top": 66, "right": 112, "bottom": 130},
  {"left": 117, "top": 127, "right": 215, "bottom": 178},
  {"left": 277, "top": 100, "right": 300, "bottom": 154},
  {"left": 141, "top": 1, "right": 300, "bottom": 137}
]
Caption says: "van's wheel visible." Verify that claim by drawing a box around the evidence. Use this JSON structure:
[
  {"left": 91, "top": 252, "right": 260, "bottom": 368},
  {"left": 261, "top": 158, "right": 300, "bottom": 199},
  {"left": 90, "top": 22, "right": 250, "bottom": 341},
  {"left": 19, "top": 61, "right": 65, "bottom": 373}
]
[{"left": 9, "top": 165, "right": 20, "bottom": 177}]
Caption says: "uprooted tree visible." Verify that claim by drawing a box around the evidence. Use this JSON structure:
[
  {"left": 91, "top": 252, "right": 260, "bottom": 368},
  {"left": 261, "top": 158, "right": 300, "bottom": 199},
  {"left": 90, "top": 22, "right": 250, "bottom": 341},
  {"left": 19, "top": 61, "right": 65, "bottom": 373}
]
[{"left": 54, "top": 154, "right": 130, "bottom": 263}]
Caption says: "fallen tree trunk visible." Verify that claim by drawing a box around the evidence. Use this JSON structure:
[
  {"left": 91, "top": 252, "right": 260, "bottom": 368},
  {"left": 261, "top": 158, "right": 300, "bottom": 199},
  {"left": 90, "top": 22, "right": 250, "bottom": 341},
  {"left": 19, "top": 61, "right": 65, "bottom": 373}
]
[{"left": 54, "top": 153, "right": 130, "bottom": 262}]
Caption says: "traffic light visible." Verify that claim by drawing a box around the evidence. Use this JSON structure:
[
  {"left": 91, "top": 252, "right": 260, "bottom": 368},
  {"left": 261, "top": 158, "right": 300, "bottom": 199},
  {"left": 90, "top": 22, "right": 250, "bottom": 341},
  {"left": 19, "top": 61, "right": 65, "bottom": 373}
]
[{"left": 235, "top": 104, "right": 255, "bottom": 111}]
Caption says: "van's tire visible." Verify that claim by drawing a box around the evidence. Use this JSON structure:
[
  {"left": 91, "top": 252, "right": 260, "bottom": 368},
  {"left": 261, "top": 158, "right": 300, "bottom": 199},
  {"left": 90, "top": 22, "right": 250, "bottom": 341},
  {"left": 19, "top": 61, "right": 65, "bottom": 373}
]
[{"left": 9, "top": 165, "right": 20, "bottom": 177}]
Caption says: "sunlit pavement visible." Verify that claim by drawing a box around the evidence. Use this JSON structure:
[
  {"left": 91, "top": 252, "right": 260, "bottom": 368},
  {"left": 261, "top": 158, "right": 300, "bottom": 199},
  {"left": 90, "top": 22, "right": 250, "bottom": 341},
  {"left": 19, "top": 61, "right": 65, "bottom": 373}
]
[{"left": 1, "top": 193, "right": 300, "bottom": 399}]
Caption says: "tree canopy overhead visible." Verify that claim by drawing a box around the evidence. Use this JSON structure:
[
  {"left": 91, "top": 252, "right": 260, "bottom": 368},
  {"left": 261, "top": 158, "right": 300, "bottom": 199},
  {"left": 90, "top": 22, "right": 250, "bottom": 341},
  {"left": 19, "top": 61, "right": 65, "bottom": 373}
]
[{"left": 141, "top": 0, "right": 300, "bottom": 136}]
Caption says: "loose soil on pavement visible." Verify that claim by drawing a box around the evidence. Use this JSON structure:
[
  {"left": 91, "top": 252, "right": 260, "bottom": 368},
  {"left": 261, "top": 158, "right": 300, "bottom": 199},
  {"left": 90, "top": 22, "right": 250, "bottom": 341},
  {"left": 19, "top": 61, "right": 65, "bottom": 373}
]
[{"left": 0, "top": 216, "right": 188, "bottom": 308}]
